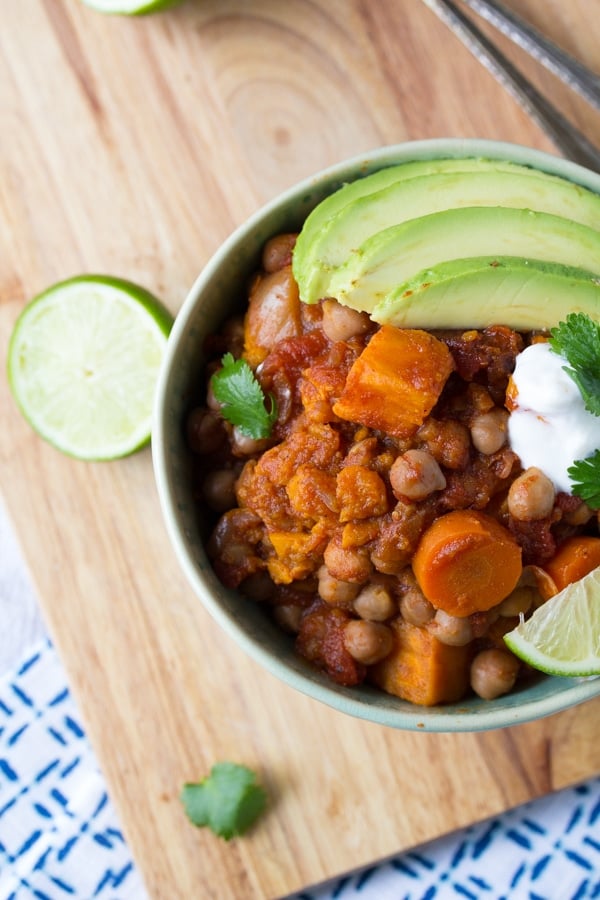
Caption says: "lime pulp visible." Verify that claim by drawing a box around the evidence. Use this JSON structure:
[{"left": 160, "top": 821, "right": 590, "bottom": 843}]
[
  {"left": 504, "top": 566, "right": 600, "bottom": 677},
  {"left": 7, "top": 275, "right": 173, "bottom": 461}
]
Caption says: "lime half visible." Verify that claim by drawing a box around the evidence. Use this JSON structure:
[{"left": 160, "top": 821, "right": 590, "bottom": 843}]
[
  {"left": 8, "top": 275, "right": 173, "bottom": 461},
  {"left": 80, "top": 0, "right": 182, "bottom": 14},
  {"left": 504, "top": 566, "right": 600, "bottom": 677}
]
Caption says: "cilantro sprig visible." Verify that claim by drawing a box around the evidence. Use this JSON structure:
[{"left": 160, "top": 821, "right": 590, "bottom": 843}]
[
  {"left": 211, "top": 353, "right": 278, "bottom": 440},
  {"left": 550, "top": 313, "right": 600, "bottom": 417},
  {"left": 550, "top": 313, "right": 600, "bottom": 508},
  {"left": 568, "top": 451, "right": 600, "bottom": 509},
  {"left": 181, "top": 762, "right": 267, "bottom": 841}
]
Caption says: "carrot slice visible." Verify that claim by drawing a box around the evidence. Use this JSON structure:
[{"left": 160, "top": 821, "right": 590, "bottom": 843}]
[
  {"left": 544, "top": 536, "right": 600, "bottom": 593},
  {"left": 412, "top": 509, "right": 522, "bottom": 617}
]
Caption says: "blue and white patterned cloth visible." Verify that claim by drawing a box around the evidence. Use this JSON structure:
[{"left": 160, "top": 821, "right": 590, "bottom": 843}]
[
  {"left": 0, "top": 640, "right": 146, "bottom": 900},
  {"left": 1, "top": 639, "right": 599, "bottom": 900}
]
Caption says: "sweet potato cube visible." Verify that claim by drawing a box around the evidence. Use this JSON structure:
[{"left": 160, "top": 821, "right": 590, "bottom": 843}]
[
  {"left": 257, "top": 424, "right": 341, "bottom": 487},
  {"left": 333, "top": 326, "right": 455, "bottom": 439},
  {"left": 266, "top": 523, "right": 330, "bottom": 584},
  {"left": 369, "top": 617, "right": 472, "bottom": 706},
  {"left": 341, "top": 519, "right": 380, "bottom": 549},
  {"left": 286, "top": 464, "right": 338, "bottom": 520},
  {"left": 336, "top": 465, "right": 389, "bottom": 522}
]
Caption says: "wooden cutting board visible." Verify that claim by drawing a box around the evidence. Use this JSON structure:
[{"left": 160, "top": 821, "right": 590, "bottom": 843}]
[{"left": 2, "top": 2, "right": 600, "bottom": 897}]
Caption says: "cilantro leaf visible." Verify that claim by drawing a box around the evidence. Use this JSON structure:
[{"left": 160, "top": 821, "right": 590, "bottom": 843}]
[
  {"left": 180, "top": 762, "right": 267, "bottom": 841},
  {"left": 568, "top": 450, "right": 600, "bottom": 509},
  {"left": 211, "top": 353, "right": 278, "bottom": 439},
  {"left": 550, "top": 313, "right": 600, "bottom": 416}
]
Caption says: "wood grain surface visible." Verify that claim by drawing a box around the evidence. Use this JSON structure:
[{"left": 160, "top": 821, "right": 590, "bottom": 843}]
[{"left": 2, "top": 2, "right": 600, "bottom": 898}]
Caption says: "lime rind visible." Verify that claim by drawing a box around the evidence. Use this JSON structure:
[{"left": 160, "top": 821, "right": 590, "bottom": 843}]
[
  {"left": 7, "top": 275, "right": 173, "bottom": 462},
  {"left": 504, "top": 567, "right": 600, "bottom": 677}
]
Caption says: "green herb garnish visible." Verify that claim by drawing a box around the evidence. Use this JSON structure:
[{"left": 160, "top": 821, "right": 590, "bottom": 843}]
[
  {"left": 568, "top": 451, "right": 600, "bottom": 509},
  {"left": 550, "top": 313, "right": 600, "bottom": 508},
  {"left": 180, "top": 762, "right": 267, "bottom": 841},
  {"left": 211, "top": 353, "right": 278, "bottom": 439},
  {"left": 549, "top": 312, "right": 600, "bottom": 417}
]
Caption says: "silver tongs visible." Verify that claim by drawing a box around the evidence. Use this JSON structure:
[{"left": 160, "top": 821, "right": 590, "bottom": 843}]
[{"left": 422, "top": 0, "right": 600, "bottom": 173}]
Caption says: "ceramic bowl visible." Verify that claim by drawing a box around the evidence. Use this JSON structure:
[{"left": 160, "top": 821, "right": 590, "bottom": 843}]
[{"left": 152, "top": 138, "right": 600, "bottom": 732}]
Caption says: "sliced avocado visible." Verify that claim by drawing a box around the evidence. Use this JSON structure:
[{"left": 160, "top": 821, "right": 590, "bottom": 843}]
[
  {"left": 326, "top": 206, "right": 600, "bottom": 314},
  {"left": 295, "top": 169, "right": 600, "bottom": 304},
  {"left": 372, "top": 256, "right": 600, "bottom": 329},
  {"left": 292, "top": 157, "right": 559, "bottom": 303}
]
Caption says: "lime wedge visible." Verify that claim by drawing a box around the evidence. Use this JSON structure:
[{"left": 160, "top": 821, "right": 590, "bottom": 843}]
[
  {"left": 79, "top": 0, "right": 182, "bottom": 14},
  {"left": 504, "top": 566, "right": 600, "bottom": 677},
  {"left": 7, "top": 275, "right": 173, "bottom": 461}
]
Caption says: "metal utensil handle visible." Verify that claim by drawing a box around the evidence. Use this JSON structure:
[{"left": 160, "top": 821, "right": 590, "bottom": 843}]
[
  {"left": 422, "top": 0, "right": 600, "bottom": 173},
  {"left": 462, "top": 0, "right": 600, "bottom": 112}
]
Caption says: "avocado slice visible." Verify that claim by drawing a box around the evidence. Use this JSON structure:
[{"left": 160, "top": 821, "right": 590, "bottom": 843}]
[
  {"left": 372, "top": 257, "right": 600, "bottom": 329},
  {"left": 294, "top": 169, "right": 600, "bottom": 304},
  {"left": 293, "top": 157, "right": 560, "bottom": 303},
  {"left": 326, "top": 206, "right": 600, "bottom": 313}
]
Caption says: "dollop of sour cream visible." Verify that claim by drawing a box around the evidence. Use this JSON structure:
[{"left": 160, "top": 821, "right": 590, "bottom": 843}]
[{"left": 507, "top": 341, "right": 600, "bottom": 494}]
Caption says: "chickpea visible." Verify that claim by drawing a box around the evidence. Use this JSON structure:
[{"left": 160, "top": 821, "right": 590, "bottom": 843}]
[
  {"left": 470, "top": 649, "right": 520, "bottom": 700},
  {"left": 321, "top": 298, "right": 372, "bottom": 343},
  {"left": 390, "top": 449, "right": 446, "bottom": 501},
  {"left": 470, "top": 408, "right": 509, "bottom": 455},
  {"left": 273, "top": 604, "right": 303, "bottom": 633},
  {"left": 231, "top": 426, "right": 269, "bottom": 457},
  {"left": 353, "top": 582, "right": 396, "bottom": 621},
  {"left": 202, "top": 469, "right": 237, "bottom": 513},
  {"left": 497, "top": 585, "right": 535, "bottom": 617},
  {"left": 323, "top": 535, "right": 373, "bottom": 583},
  {"left": 221, "top": 315, "right": 245, "bottom": 356},
  {"left": 343, "top": 620, "right": 393, "bottom": 665},
  {"left": 186, "top": 407, "right": 226, "bottom": 454},
  {"left": 261, "top": 233, "right": 297, "bottom": 272},
  {"left": 417, "top": 418, "right": 471, "bottom": 469},
  {"left": 206, "top": 378, "right": 223, "bottom": 412},
  {"left": 436, "top": 421, "right": 471, "bottom": 469},
  {"left": 317, "top": 564, "right": 360, "bottom": 607},
  {"left": 370, "top": 548, "right": 409, "bottom": 576},
  {"left": 207, "top": 508, "right": 262, "bottom": 564},
  {"left": 399, "top": 585, "right": 435, "bottom": 626},
  {"left": 428, "top": 609, "right": 472, "bottom": 646},
  {"left": 241, "top": 571, "right": 276, "bottom": 602},
  {"left": 508, "top": 466, "right": 556, "bottom": 521},
  {"left": 563, "top": 500, "right": 593, "bottom": 526}
]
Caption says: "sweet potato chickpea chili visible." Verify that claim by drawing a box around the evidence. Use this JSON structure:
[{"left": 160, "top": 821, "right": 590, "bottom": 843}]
[{"left": 186, "top": 232, "right": 600, "bottom": 707}]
